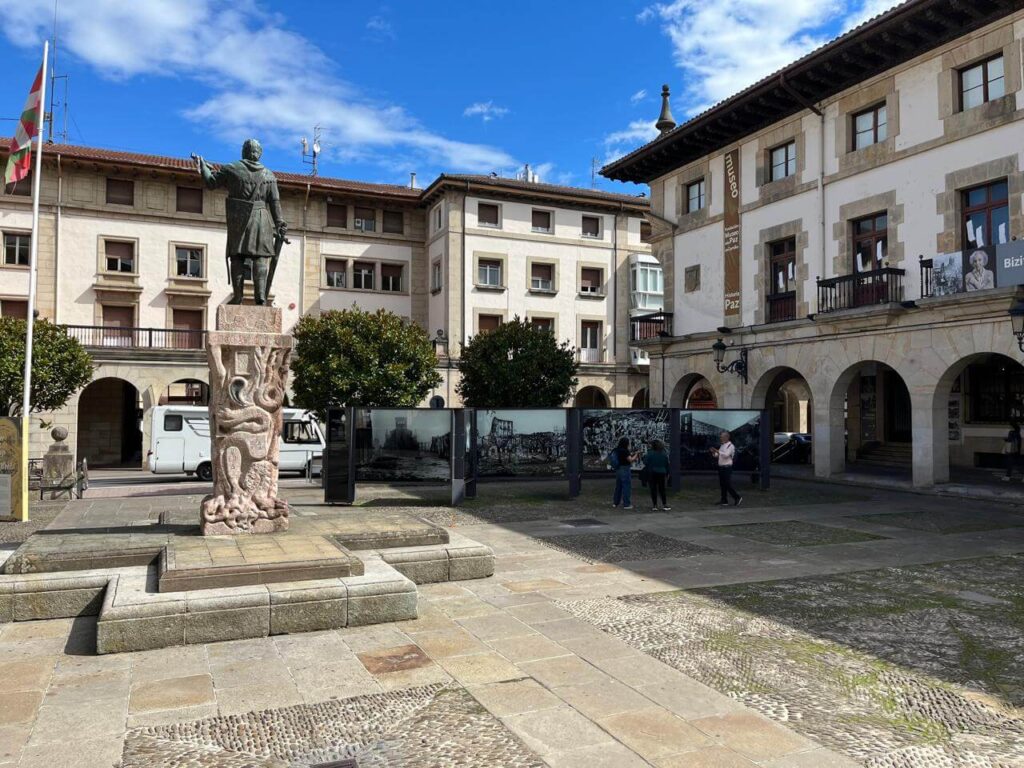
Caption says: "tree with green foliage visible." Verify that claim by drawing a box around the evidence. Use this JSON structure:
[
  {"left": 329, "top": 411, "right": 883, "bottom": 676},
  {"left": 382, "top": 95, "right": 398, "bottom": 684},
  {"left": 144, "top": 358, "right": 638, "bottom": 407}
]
[
  {"left": 0, "top": 318, "right": 93, "bottom": 416},
  {"left": 291, "top": 308, "right": 442, "bottom": 420},
  {"left": 457, "top": 317, "right": 578, "bottom": 407}
]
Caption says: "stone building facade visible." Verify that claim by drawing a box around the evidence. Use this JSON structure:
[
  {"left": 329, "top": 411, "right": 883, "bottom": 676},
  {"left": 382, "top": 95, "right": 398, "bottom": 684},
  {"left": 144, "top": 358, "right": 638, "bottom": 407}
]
[
  {"left": 603, "top": 0, "right": 1024, "bottom": 487},
  {"left": 0, "top": 145, "right": 651, "bottom": 466}
]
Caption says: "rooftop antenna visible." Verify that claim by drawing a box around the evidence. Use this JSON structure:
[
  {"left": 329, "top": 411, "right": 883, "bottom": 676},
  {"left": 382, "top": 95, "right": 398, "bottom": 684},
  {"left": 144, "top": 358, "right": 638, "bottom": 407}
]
[
  {"left": 300, "top": 124, "right": 321, "bottom": 176},
  {"left": 46, "top": 0, "right": 70, "bottom": 143}
]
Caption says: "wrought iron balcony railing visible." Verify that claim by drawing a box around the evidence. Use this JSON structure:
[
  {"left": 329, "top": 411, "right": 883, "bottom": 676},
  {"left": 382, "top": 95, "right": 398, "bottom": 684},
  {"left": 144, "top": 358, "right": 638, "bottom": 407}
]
[
  {"left": 816, "top": 268, "right": 905, "bottom": 314},
  {"left": 629, "top": 311, "right": 673, "bottom": 342},
  {"left": 65, "top": 325, "right": 206, "bottom": 350}
]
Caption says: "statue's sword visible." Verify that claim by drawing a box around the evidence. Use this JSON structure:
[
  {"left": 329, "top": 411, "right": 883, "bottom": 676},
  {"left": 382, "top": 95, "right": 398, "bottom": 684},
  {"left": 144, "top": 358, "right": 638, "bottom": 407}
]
[{"left": 266, "top": 231, "right": 291, "bottom": 302}]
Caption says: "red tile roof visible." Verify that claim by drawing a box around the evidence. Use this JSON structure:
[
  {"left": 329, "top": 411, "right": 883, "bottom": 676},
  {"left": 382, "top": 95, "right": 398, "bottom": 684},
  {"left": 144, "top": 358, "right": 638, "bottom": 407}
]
[
  {"left": 1, "top": 140, "right": 423, "bottom": 199},
  {"left": 424, "top": 173, "right": 649, "bottom": 208}
]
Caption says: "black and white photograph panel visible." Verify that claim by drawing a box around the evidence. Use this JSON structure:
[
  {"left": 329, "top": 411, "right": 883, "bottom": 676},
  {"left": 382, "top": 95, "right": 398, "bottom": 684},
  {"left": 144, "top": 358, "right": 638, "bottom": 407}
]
[
  {"left": 581, "top": 409, "right": 671, "bottom": 472},
  {"left": 476, "top": 410, "right": 568, "bottom": 478},
  {"left": 353, "top": 409, "right": 452, "bottom": 482}
]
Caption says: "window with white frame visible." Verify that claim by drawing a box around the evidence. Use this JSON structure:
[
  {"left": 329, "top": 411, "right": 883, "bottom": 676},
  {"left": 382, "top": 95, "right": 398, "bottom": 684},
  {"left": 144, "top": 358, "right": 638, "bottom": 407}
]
[
  {"left": 531, "top": 209, "right": 552, "bottom": 233},
  {"left": 530, "top": 262, "right": 554, "bottom": 291},
  {"left": 431, "top": 260, "right": 442, "bottom": 291},
  {"left": 630, "top": 262, "right": 664, "bottom": 310},
  {"left": 580, "top": 321, "right": 602, "bottom": 362},
  {"left": 580, "top": 267, "right": 604, "bottom": 295},
  {"left": 769, "top": 141, "right": 797, "bottom": 182},
  {"left": 174, "top": 246, "right": 204, "bottom": 278},
  {"left": 581, "top": 215, "right": 601, "bottom": 238},
  {"left": 352, "top": 261, "right": 374, "bottom": 290},
  {"left": 432, "top": 203, "right": 443, "bottom": 232},
  {"left": 477, "top": 259, "right": 502, "bottom": 287},
  {"left": 686, "top": 179, "right": 706, "bottom": 212},
  {"left": 104, "top": 240, "right": 135, "bottom": 273},
  {"left": 325, "top": 258, "right": 346, "bottom": 288},
  {"left": 381, "top": 263, "right": 403, "bottom": 292},
  {"left": 3, "top": 233, "right": 30, "bottom": 266},
  {"left": 354, "top": 207, "right": 376, "bottom": 232}
]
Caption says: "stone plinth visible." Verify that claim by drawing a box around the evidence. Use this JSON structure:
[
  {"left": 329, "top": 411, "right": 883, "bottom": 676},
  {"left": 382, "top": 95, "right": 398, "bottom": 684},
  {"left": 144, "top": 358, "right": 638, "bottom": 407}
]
[
  {"left": 201, "top": 305, "right": 293, "bottom": 535},
  {"left": 42, "top": 426, "right": 75, "bottom": 500}
]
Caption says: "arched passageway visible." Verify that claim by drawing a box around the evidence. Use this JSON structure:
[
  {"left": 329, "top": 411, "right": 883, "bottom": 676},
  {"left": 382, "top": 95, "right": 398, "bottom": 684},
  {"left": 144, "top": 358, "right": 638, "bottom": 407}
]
[
  {"left": 632, "top": 388, "right": 650, "bottom": 408},
  {"left": 753, "top": 366, "right": 813, "bottom": 464},
  {"left": 670, "top": 374, "right": 717, "bottom": 409},
  {"left": 828, "top": 361, "right": 913, "bottom": 476},
  {"left": 930, "top": 352, "right": 1024, "bottom": 483},
  {"left": 575, "top": 386, "right": 609, "bottom": 408},
  {"left": 77, "top": 377, "right": 143, "bottom": 468}
]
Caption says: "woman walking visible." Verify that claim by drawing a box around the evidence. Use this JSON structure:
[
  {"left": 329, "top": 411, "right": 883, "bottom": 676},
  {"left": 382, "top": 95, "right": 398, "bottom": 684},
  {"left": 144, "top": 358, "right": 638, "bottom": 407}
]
[
  {"left": 609, "top": 437, "right": 638, "bottom": 509},
  {"left": 643, "top": 439, "right": 671, "bottom": 511}
]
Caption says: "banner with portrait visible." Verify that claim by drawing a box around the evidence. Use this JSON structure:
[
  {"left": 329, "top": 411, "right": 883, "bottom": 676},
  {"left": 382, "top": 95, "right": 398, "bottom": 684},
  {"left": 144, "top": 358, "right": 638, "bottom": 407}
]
[{"left": 962, "top": 245, "right": 997, "bottom": 293}]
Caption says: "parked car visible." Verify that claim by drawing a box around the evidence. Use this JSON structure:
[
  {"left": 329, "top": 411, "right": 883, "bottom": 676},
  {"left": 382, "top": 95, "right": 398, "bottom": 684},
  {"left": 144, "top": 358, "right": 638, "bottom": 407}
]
[
  {"left": 148, "top": 405, "right": 324, "bottom": 481},
  {"left": 772, "top": 432, "right": 812, "bottom": 464}
]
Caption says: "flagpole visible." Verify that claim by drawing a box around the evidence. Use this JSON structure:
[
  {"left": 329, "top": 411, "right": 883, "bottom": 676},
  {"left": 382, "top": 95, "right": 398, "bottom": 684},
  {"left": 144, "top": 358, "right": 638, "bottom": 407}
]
[{"left": 19, "top": 40, "right": 48, "bottom": 522}]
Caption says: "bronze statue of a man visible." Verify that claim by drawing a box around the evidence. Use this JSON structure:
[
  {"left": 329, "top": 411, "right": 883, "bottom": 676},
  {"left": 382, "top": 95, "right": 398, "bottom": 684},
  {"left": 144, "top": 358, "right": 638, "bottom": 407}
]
[{"left": 192, "top": 139, "right": 288, "bottom": 305}]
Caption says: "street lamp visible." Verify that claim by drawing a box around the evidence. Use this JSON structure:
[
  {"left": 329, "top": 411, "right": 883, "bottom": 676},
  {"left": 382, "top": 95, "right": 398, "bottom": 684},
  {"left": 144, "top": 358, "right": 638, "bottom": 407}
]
[
  {"left": 1010, "top": 300, "right": 1024, "bottom": 352},
  {"left": 712, "top": 338, "right": 748, "bottom": 384}
]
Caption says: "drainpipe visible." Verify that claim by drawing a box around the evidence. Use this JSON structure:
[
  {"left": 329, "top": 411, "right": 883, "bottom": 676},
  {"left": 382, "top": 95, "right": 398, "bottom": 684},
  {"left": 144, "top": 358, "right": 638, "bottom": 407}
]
[
  {"left": 779, "top": 73, "right": 826, "bottom": 305},
  {"left": 612, "top": 203, "right": 620, "bottom": 367}
]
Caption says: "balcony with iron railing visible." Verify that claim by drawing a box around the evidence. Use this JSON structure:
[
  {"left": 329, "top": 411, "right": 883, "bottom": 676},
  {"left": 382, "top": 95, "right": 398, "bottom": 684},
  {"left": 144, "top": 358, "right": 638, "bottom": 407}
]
[
  {"left": 630, "top": 311, "right": 673, "bottom": 342},
  {"left": 64, "top": 325, "right": 206, "bottom": 351},
  {"left": 816, "top": 267, "right": 905, "bottom": 314}
]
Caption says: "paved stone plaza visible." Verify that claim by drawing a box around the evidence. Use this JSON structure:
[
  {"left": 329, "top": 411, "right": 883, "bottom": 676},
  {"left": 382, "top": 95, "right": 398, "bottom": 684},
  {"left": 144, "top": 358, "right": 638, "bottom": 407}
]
[{"left": 1, "top": 477, "right": 1023, "bottom": 767}]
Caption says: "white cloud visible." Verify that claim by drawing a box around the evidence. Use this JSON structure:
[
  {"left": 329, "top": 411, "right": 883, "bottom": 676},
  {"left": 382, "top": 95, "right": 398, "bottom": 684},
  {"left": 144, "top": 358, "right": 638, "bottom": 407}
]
[
  {"left": 463, "top": 101, "right": 510, "bottom": 122},
  {"left": 366, "top": 15, "right": 395, "bottom": 40},
  {"left": 602, "top": 120, "right": 659, "bottom": 165},
  {"left": 0, "top": 0, "right": 515, "bottom": 174},
  {"left": 630, "top": 89, "right": 648, "bottom": 104},
  {"left": 639, "top": 0, "right": 901, "bottom": 115}
]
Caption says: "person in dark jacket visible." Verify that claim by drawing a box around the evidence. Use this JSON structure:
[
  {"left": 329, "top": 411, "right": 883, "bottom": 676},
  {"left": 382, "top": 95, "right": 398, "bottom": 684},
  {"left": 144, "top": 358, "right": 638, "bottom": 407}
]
[
  {"left": 642, "top": 439, "right": 671, "bottom": 511},
  {"left": 610, "top": 437, "right": 638, "bottom": 509},
  {"left": 1004, "top": 419, "right": 1021, "bottom": 481}
]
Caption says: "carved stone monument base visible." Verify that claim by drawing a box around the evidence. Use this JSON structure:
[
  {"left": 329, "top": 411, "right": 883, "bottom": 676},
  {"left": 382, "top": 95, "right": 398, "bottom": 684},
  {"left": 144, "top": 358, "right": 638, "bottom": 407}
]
[{"left": 201, "top": 305, "right": 292, "bottom": 535}]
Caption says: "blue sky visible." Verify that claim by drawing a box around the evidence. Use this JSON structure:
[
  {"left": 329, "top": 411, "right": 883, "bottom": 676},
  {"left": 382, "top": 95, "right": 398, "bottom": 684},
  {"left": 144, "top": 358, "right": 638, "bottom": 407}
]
[{"left": 0, "top": 0, "right": 897, "bottom": 194}]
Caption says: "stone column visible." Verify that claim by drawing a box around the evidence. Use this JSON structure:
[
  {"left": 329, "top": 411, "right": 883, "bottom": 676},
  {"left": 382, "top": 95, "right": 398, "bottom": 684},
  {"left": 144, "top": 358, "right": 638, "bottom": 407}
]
[
  {"left": 201, "top": 305, "right": 293, "bottom": 535},
  {"left": 42, "top": 426, "right": 75, "bottom": 499}
]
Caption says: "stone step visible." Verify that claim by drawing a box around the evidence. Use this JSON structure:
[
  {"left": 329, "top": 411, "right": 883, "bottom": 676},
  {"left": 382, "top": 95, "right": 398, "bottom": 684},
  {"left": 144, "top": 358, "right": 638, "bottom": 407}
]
[{"left": 0, "top": 533, "right": 494, "bottom": 654}]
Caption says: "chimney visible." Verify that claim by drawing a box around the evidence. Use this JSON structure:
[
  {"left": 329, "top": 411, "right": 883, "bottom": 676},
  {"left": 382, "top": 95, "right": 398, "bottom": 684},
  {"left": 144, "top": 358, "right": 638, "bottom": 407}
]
[
  {"left": 656, "top": 84, "right": 676, "bottom": 135},
  {"left": 409, "top": 172, "right": 417, "bottom": 189}
]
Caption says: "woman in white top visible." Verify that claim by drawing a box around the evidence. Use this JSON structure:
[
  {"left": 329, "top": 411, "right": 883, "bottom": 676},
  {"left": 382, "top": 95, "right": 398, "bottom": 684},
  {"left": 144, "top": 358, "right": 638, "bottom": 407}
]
[{"left": 710, "top": 431, "right": 742, "bottom": 507}]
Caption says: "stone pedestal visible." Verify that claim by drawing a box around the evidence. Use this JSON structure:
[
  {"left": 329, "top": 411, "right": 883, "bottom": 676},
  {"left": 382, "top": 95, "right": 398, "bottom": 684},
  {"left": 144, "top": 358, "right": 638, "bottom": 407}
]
[
  {"left": 201, "top": 305, "right": 293, "bottom": 535},
  {"left": 42, "top": 426, "right": 75, "bottom": 500}
]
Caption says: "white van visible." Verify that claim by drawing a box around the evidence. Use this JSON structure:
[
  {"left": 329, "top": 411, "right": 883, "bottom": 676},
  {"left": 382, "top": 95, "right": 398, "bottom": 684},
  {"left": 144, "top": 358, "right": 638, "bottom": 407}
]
[{"left": 148, "top": 405, "right": 324, "bottom": 481}]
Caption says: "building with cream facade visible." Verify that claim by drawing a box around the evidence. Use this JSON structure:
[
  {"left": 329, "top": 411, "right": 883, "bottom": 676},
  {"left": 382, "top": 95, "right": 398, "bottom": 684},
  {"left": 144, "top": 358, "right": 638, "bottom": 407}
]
[
  {"left": 604, "top": 0, "right": 1024, "bottom": 488},
  {"left": 0, "top": 144, "right": 652, "bottom": 468}
]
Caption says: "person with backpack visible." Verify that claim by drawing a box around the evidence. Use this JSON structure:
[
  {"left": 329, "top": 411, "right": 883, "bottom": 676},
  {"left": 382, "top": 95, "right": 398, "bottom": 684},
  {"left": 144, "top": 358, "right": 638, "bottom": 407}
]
[
  {"left": 608, "top": 437, "right": 638, "bottom": 509},
  {"left": 642, "top": 439, "right": 671, "bottom": 511},
  {"left": 1003, "top": 419, "right": 1021, "bottom": 481}
]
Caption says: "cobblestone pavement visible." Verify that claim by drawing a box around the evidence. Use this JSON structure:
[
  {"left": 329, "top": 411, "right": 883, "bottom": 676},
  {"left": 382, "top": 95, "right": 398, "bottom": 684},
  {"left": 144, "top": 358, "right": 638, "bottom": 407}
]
[
  {"left": 3, "top": 478, "right": 1024, "bottom": 767},
  {"left": 703, "top": 520, "right": 888, "bottom": 546}
]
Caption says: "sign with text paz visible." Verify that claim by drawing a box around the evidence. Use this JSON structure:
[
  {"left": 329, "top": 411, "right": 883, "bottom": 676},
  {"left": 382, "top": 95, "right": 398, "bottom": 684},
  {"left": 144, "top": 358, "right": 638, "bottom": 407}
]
[
  {"left": 996, "top": 241, "right": 1024, "bottom": 287},
  {"left": 0, "top": 417, "right": 24, "bottom": 521},
  {"left": 723, "top": 148, "right": 741, "bottom": 323}
]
